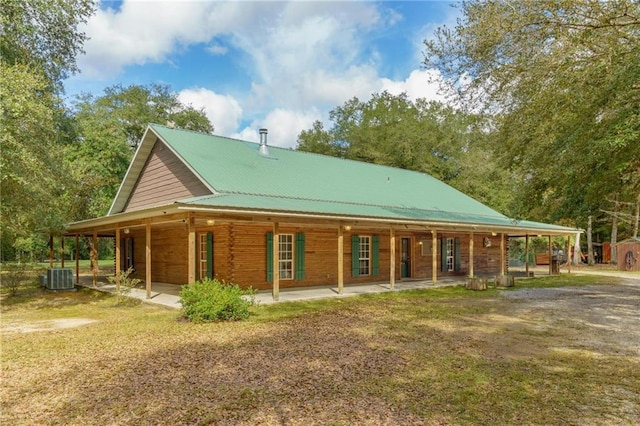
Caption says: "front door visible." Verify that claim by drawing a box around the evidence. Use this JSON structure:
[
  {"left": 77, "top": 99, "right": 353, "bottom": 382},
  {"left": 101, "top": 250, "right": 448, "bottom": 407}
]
[{"left": 401, "top": 237, "right": 411, "bottom": 278}]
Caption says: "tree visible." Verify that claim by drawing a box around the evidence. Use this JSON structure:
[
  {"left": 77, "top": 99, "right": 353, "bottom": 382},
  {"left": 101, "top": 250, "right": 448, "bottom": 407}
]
[
  {"left": 0, "top": 0, "right": 95, "bottom": 89},
  {"left": 77, "top": 84, "right": 215, "bottom": 148},
  {"left": 297, "top": 92, "right": 514, "bottom": 212},
  {"left": 424, "top": 0, "right": 640, "bottom": 225},
  {"left": 0, "top": 65, "right": 67, "bottom": 239}
]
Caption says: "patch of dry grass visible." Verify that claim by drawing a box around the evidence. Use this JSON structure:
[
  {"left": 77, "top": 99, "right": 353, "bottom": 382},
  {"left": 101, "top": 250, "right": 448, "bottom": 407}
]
[{"left": 1, "top": 277, "right": 639, "bottom": 425}]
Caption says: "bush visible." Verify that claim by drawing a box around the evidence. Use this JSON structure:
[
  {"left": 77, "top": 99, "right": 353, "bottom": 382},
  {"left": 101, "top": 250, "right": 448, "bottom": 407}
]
[
  {"left": 1, "top": 263, "right": 40, "bottom": 296},
  {"left": 180, "top": 278, "right": 255, "bottom": 322}
]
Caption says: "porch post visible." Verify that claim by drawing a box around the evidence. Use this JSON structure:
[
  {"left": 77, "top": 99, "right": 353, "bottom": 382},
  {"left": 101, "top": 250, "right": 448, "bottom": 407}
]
[
  {"left": 61, "top": 237, "right": 65, "bottom": 268},
  {"left": 500, "top": 233, "right": 505, "bottom": 276},
  {"left": 469, "top": 232, "right": 474, "bottom": 278},
  {"left": 389, "top": 227, "right": 396, "bottom": 290},
  {"left": 273, "top": 222, "right": 280, "bottom": 301},
  {"left": 431, "top": 230, "right": 438, "bottom": 284},
  {"left": 145, "top": 222, "right": 151, "bottom": 299},
  {"left": 48, "top": 234, "right": 54, "bottom": 268},
  {"left": 525, "top": 234, "right": 530, "bottom": 276},
  {"left": 567, "top": 234, "right": 571, "bottom": 274},
  {"left": 187, "top": 214, "right": 196, "bottom": 283},
  {"left": 75, "top": 234, "right": 80, "bottom": 284},
  {"left": 115, "top": 225, "right": 121, "bottom": 292},
  {"left": 548, "top": 235, "right": 553, "bottom": 276},
  {"left": 337, "top": 225, "right": 344, "bottom": 294},
  {"left": 92, "top": 230, "right": 98, "bottom": 287}
]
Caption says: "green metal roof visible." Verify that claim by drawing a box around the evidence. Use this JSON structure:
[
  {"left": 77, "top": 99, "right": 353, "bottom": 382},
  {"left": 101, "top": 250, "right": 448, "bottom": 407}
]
[{"left": 147, "top": 124, "right": 576, "bottom": 233}]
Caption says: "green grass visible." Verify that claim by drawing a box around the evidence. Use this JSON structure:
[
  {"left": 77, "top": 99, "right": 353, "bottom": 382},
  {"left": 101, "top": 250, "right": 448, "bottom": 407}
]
[{"left": 1, "top": 274, "right": 638, "bottom": 425}]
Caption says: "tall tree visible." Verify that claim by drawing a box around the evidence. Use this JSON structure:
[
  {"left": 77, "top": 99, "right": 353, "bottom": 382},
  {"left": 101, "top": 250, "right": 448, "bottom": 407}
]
[
  {"left": 0, "top": 0, "right": 94, "bottom": 89},
  {"left": 0, "top": 0, "right": 94, "bottom": 260},
  {"left": 76, "top": 84, "right": 215, "bottom": 148},
  {"left": 424, "top": 0, "right": 640, "bottom": 225}
]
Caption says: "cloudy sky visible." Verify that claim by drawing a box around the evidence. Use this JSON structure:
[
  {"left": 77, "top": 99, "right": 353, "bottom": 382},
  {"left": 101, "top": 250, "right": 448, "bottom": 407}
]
[{"left": 65, "top": 0, "right": 459, "bottom": 148}]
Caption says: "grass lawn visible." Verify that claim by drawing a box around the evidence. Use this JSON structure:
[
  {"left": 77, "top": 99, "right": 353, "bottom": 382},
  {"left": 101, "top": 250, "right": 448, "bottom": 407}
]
[{"left": 2, "top": 275, "right": 639, "bottom": 425}]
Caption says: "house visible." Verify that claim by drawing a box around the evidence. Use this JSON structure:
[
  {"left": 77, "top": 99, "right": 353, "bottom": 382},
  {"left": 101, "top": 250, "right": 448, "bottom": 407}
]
[
  {"left": 66, "top": 124, "right": 579, "bottom": 299},
  {"left": 615, "top": 238, "right": 640, "bottom": 271}
]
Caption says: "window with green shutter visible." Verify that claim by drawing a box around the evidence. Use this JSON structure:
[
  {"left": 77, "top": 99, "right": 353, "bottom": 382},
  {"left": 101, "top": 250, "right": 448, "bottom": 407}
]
[
  {"left": 372, "top": 235, "right": 379, "bottom": 276},
  {"left": 351, "top": 235, "right": 360, "bottom": 277}
]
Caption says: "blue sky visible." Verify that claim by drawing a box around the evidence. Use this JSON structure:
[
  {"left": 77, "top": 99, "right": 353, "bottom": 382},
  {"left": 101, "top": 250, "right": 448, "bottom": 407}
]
[{"left": 65, "top": 1, "right": 459, "bottom": 148}]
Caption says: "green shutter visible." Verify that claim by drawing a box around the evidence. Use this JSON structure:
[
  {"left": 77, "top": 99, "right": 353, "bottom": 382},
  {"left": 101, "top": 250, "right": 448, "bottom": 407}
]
[
  {"left": 351, "top": 235, "right": 360, "bottom": 277},
  {"left": 206, "top": 232, "right": 214, "bottom": 279},
  {"left": 266, "top": 232, "right": 273, "bottom": 282},
  {"left": 372, "top": 235, "right": 380, "bottom": 276},
  {"left": 441, "top": 238, "right": 447, "bottom": 272},
  {"left": 454, "top": 237, "right": 461, "bottom": 272},
  {"left": 295, "top": 233, "right": 305, "bottom": 280}
]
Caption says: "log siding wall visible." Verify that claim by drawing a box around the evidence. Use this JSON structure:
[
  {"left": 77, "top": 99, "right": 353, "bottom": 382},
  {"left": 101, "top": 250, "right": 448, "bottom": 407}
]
[
  {"left": 124, "top": 140, "right": 211, "bottom": 212},
  {"left": 125, "top": 223, "right": 508, "bottom": 290}
]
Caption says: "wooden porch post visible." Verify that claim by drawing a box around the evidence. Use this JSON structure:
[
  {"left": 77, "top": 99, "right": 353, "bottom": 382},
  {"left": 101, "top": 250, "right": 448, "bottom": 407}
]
[
  {"left": 431, "top": 230, "right": 438, "bottom": 284},
  {"left": 337, "top": 226, "right": 344, "bottom": 294},
  {"left": 61, "top": 237, "right": 65, "bottom": 268},
  {"left": 273, "top": 222, "right": 280, "bottom": 301},
  {"left": 469, "top": 232, "right": 474, "bottom": 277},
  {"left": 500, "top": 233, "right": 506, "bottom": 276},
  {"left": 75, "top": 234, "right": 80, "bottom": 284},
  {"left": 187, "top": 214, "right": 196, "bottom": 283},
  {"left": 115, "top": 225, "right": 121, "bottom": 292},
  {"left": 567, "top": 234, "right": 571, "bottom": 274},
  {"left": 48, "top": 235, "right": 54, "bottom": 268},
  {"left": 390, "top": 227, "right": 396, "bottom": 290},
  {"left": 92, "top": 230, "right": 98, "bottom": 287},
  {"left": 548, "top": 235, "right": 553, "bottom": 276},
  {"left": 525, "top": 234, "right": 530, "bottom": 277},
  {"left": 146, "top": 222, "right": 151, "bottom": 299}
]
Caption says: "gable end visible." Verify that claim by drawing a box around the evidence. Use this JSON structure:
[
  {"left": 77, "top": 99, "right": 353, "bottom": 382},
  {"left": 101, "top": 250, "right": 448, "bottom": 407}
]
[{"left": 123, "top": 139, "right": 212, "bottom": 212}]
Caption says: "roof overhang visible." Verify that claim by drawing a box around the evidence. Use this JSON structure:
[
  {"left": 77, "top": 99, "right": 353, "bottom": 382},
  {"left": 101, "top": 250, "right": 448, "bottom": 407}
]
[{"left": 65, "top": 201, "right": 581, "bottom": 237}]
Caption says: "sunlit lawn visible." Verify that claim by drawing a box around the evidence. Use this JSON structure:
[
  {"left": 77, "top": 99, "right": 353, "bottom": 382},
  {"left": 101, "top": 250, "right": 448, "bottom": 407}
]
[{"left": 1, "top": 275, "right": 638, "bottom": 425}]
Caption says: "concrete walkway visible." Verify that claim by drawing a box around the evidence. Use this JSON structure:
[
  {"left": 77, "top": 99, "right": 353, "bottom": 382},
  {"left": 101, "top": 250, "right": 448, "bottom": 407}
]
[{"left": 76, "top": 276, "right": 465, "bottom": 310}]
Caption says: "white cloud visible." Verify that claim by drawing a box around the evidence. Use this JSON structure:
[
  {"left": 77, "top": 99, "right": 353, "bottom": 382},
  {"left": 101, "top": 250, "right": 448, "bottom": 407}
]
[
  {"left": 177, "top": 88, "right": 242, "bottom": 137},
  {"left": 381, "top": 69, "right": 451, "bottom": 103}
]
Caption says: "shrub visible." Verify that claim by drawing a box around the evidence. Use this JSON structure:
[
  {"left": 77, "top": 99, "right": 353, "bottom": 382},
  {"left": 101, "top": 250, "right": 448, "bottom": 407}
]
[
  {"left": 180, "top": 278, "right": 255, "bottom": 322},
  {"left": 1, "top": 263, "right": 40, "bottom": 296},
  {"left": 107, "top": 267, "right": 142, "bottom": 306}
]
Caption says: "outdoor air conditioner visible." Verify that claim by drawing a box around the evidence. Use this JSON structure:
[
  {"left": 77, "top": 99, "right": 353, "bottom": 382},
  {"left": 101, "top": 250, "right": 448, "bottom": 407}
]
[{"left": 44, "top": 268, "right": 75, "bottom": 290}]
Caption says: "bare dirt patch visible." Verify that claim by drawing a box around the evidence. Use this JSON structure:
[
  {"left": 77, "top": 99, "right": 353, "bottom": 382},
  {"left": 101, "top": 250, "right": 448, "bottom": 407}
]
[{"left": 1, "top": 318, "right": 98, "bottom": 334}]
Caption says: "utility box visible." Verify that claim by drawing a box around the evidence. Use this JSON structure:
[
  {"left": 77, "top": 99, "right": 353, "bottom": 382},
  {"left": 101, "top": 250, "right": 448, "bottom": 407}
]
[{"left": 44, "top": 268, "right": 75, "bottom": 290}]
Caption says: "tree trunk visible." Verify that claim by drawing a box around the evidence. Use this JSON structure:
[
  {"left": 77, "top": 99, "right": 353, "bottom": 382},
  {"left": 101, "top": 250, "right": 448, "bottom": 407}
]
[
  {"left": 573, "top": 231, "right": 582, "bottom": 265},
  {"left": 587, "top": 215, "right": 594, "bottom": 265},
  {"left": 611, "top": 196, "right": 619, "bottom": 264}
]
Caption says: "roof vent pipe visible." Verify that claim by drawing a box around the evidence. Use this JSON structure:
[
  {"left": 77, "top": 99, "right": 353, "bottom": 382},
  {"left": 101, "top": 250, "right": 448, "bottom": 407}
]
[{"left": 259, "top": 128, "right": 269, "bottom": 156}]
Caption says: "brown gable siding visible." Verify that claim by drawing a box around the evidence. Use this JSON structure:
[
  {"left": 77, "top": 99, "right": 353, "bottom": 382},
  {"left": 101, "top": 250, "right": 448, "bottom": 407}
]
[{"left": 124, "top": 139, "right": 211, "bottom": 212}]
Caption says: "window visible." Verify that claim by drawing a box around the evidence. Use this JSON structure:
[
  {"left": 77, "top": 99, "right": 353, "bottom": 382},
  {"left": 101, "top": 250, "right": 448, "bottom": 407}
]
[
  {"left": 198, "top": 233, "right": 208, "bottom": 280},
  {"left": 266, "top": 232, "right": 305, "bottom": 282},
  {"left": 445, "top": 238, "right": 454, "bottom": 272},
  {"left": 279, "top": 234, "right": 294, "bottom": 280},
  {"left": 197, "top": 232, "right": 213, "bottom": 280},
  {"left": 359, "top": 235, "right": 371, "bottom": 276}
]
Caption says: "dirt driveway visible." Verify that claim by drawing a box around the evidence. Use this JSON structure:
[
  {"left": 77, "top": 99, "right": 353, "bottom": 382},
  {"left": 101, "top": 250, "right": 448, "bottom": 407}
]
[{"left": 500, "top": 279, "right": 640, "bottom": 358}]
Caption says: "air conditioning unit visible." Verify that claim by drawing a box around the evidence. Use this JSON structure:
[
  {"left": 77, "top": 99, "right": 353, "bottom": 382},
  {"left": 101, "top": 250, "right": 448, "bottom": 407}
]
[{"left": 44, "top": 268, "right": 75, "bottom": 290}]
